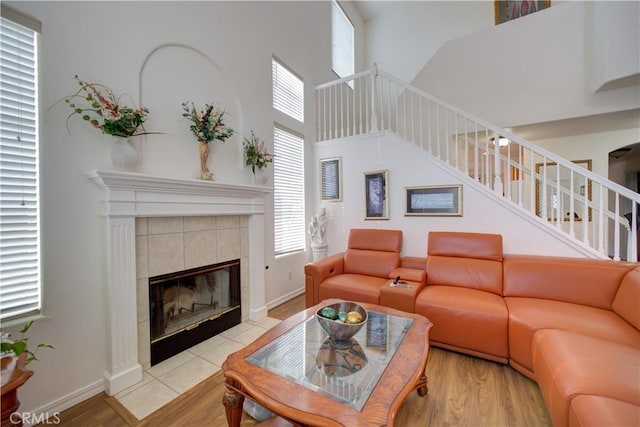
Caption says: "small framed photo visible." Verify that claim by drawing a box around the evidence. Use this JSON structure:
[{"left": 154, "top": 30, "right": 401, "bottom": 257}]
[
  {"left": 405, "top": 185, "right": 462, "bottom": 216},
  {"left": 320, "top": 157, "right": 342, "bottom": 202},
  {"left": 364, "top": 170, "right": 389, "bottom": 220}
]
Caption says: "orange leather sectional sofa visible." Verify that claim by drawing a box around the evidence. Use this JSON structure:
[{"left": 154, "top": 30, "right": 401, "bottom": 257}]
[{"left": 304, "top": 229, "right": 640, "bottom": 427}]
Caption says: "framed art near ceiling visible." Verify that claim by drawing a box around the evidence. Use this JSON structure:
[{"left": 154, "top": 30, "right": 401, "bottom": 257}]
[
  {"left": 320, "top": 157, "right": 342, "bottom": 202},
  {"left": 405, "top": 185, "right": 463, "bottom": 216},
  {"left": 495, "top": 0, "right": 551, "bottom": 25},
  {"left": 535, "top": 159, "right": 592, "bottom": 221},
  {"left": 364, "top": 170, "right": 389, "bottom": 220}
]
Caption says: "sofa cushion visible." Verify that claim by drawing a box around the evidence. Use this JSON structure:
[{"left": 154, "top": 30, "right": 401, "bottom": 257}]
[
  {"left": 347, "top": 228, "right": 402, "bottom": 252},
  {"left": 318, "top": 274, "right": 388, "bottom": 304},
  {"left": 506, "top": 297, "right": 640, "bottom": 373},
  {"left": 426, "top": 256, "right": 503, "bottom": 295},
  {"left": 569, "top": 395, "right": 640, "bottom": 427},
  {"left": 503, "top": 255, "right": 636, "bottom": 309},
  {"left": 427, "top": 231, "right": 503, "bottom": 261},
  {"left": 415, "top": 285, "right": 508, "bottom": 361},
  {"left": 533, "top": 329, "right": 640, "bottom": 427},
  {"left": 612, "top": 266, "right": 640, "bottom": 331},
  {"left": 342, "top": 229, "right": 402, "bottom": 278},
  {"left": 426, "top": 232, "right": 503, "bottom": 295},
  {"left": 344, "top": 248, "right": 400, "bottom": 278}
]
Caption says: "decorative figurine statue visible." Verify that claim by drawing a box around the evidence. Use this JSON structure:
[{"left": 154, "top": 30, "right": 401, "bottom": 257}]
[{"left": 308, "top": 208, "right": 329, "bottom": 260}]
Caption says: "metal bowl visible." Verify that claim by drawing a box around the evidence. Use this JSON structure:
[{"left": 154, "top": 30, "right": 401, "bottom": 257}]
[{"left": 316, "top": 301, "right": 368, "bottom": 348}]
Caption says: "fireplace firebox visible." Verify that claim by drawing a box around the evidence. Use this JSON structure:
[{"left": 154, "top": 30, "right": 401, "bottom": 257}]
[{"left": 148, "top": 259, "right": 241, "bottom": 365}]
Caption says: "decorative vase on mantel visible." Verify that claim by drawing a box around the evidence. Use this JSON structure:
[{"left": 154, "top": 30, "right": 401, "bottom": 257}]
[
  {"left": 110, "top": 136, "right": 138, "bottom": 170},
  {"left": 252, "top": 168, "right": 269, "bottom": 186},
  {"left": 199, "top": 142, "right": 214, "bottom": 181}
]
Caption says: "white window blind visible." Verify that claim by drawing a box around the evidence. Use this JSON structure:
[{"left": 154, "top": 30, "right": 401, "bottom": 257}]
[
  {"left": 273, "top": 127, "right": 305, "bottom": 255},
  {"left": 272, "top": 58, "right": 304, "bottom": 123},
  {"left": 0, "top": 14, "right": 41, "bottom": 320},
  {"left": 332, "top": 0, "right": 354, "bottom": 80}
]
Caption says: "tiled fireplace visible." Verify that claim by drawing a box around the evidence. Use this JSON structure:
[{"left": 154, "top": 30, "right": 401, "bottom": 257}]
[
  {"left": 137, "top": 216, "right": 247, "bottom": 367},
  {"left": 91, "top": 170, "right": 271, "bottom": 395}
]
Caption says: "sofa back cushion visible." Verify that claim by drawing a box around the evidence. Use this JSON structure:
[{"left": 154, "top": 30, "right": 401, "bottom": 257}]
[
  {"left": 426, "top": 232, "right": 504, "bottom": 295},
  {"left": 343, "top": 229, "right": 402, "bottom": 278},
  {"left": 612, "top": 266, "right": 640, "bottom": 330},
  {"left": 503, "top": 255, "right": 637, "bottom": 309}
]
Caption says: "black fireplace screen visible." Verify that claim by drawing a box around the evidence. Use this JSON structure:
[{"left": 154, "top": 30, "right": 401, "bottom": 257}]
[{"left": 148, "top": 259, "right": 241, "bottom": 365}]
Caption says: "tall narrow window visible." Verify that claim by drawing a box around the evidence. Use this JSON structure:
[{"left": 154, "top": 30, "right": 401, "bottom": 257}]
[
  {"left": 332, "top": 0, "right": 354, "bottom": 80},
  {"left": 0, "top": 11, "right": 41, "bottom": 320},
  {"left": 272, "top": 58, "right": 304, "bottom": 123},
  {"left": 272, "top": 58, "right": 305, "bottom": 255},
  {"left": 273, "top": 127, "right": 305, "bottom": 255}
]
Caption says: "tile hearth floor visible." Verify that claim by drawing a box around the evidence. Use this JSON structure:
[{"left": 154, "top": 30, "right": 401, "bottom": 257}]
[{"left": 114, "top": 316, "right": 282, "bottom": 420}]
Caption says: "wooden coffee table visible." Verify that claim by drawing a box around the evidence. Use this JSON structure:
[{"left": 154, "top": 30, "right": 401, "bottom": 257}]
[{"left": 222, "top": 299, "right": 433, "bottom": 426}]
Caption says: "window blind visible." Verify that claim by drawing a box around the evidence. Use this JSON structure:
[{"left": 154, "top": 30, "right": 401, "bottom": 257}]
[
  {"left": 272, "top": 58, "right": 304, "bottom": 123},
  {"left": 331, "top": 0, "right": 354, "bottom": 80},
  {"left": 273, "top": 127, "right": 305, "bottom": 255},
  {"left": 0, "top": 15, "right": 41, "bottom": 320}
]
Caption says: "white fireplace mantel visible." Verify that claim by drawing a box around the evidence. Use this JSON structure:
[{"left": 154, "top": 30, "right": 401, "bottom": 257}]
[{"left": 90, "top": 170, "right": 272, "bottom": 395}]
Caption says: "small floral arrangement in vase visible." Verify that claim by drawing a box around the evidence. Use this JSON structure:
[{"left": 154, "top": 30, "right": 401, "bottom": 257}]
[
  {"left": 243, "top": 131, "right": 273, "bottom": 174},
  {"left": 56, "top": 75, "right": 155, "bottom": 169},
  {"left": 182, "top": 102, "right": 235, "bottom": 180},
  {"left": 63, "top": 75, "right": 150, "bottom": 138}
]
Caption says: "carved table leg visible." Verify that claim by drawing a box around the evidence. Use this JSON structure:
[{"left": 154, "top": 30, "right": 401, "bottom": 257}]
[
  {"left": 222, "top": 384, "right": 244, "bottom": 427},
  {"left": 416, "top": 374, "right": 429, "bottom": 397}
]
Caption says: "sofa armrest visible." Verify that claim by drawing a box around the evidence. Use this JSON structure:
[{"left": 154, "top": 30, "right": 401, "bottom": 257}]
[
  {"left": 304, "top": 252, "right": 345, "bottom": 307},
  {"left": 389, "top": 267, "right": 426, "bottom": 285}
]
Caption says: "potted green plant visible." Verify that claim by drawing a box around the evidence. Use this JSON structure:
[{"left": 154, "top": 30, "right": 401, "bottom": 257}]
[
  {"left": 1, "top": 320, "right": 53, "bottom": 365},
  {"left": 243, "top": 131, "right": 273, "bottom": 185},
  {"left": 53, "top": 75, "right": 158, "bottom": 169}
]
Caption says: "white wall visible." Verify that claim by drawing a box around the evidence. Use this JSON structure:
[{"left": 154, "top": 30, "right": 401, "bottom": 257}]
[
  {"left": 361, "top": 0, "right": 492, "bottom": 82},
  {"left": 4, "top": 0, "right": 342, "bottom": 414},
  {"left": 313, "top": 131, "right": 594, "bottom": 258},
  {"left": 411, "top": 1, "right": 640, "bottom": 128},
  {"left": 589, "top": 1, "right": 640, "bottom": 92}
]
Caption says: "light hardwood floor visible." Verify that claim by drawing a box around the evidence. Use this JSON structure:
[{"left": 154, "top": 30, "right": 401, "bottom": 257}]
[{"left": 41, "top": 295, "right": 551, "bottom": 426}]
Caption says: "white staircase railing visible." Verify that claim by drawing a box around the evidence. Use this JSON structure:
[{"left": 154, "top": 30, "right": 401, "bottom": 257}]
[{"left": 315, "top": 65, "right": 639, "bottom": 262}]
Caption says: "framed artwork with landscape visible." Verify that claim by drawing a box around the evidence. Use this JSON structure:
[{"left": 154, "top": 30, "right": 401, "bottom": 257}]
[
  {"left": 364, "top": 170, "right": 389, "bottom": 220},
  {"left": 405, "top": 185, "right": 463, "bottom": 217},
  {"left": 495, "top": 0, "right": 551, "bottom": 25}
]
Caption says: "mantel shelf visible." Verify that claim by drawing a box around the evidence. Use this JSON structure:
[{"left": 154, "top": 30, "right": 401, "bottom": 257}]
[
  {"left": 89, "top": 170, "right": 270, "bottom": 218},
  {"left": 89, "top": 170, "right": 272, "bottom": 197}
]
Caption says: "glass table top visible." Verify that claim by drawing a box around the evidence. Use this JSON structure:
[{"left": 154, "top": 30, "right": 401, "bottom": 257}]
[{"left": 246, "top": 310, "right": 414, "bottom": 411}]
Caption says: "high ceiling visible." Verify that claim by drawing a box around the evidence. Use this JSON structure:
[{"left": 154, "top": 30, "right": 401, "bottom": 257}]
[
  {"left": 352, "top": 1, "right": 395, "bottom": 21},
  {"left": 349, "top": 1, "right": 639, "bottom": 144}
]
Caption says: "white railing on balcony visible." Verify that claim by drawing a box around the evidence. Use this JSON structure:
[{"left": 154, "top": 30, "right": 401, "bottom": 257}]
[{"left": 315, "top": 65, "right": 639, "bottom": 262}]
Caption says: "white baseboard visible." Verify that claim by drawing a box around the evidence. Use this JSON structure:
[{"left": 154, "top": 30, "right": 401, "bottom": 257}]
[
  {"left": 23, "top": 380, "right": 104, "bottom": 426},
  {"left": 267, "top": 287, "right": 305, "bottom": 310}
]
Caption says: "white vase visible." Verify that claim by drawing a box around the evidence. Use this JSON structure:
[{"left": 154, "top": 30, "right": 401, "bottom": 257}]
[
  {"left": 110, "top": 136, "right": 138, "bottom": 170},
  {"left": 253, "top": 169, "right": 269, "bottom": 186}
]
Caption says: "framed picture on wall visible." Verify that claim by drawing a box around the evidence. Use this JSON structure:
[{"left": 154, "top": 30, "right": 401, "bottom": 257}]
[
  {"left": 404, "top": 185, "right": 463, "bottom": 216},
  {"left": 320, "top": 157, "right": 342, "bottom": 202},
  {"left": 364, "top": 170, "right": 389, "bottom": 220},
  {"left": 495, "top": 0, "right": 551, "bottom": 25},
  {"left": 535, "top": 159, "right": 592, "bottom": 221}
]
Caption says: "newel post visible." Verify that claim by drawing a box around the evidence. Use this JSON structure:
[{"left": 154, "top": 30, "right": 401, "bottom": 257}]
[{"left": 370, "top": 63, "right": 379, "bottom": 132}]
